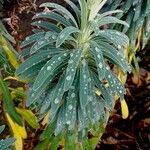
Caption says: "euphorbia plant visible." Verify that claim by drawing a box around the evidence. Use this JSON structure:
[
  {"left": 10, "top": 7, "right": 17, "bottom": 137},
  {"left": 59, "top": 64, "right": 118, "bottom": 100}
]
[{"left": 16, "top": 0, "right": 131, "bottom": 149}]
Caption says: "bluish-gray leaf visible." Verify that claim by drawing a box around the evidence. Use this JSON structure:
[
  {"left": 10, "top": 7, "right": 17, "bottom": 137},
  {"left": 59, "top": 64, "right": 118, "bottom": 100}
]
[
  {"left": 63, "top": 48, "right": 82, "bottom": 91},
  {"left": 90, "top": 41, "right": 105, "bottom": 80},
  {"left": 56, "top": 26, "right": 79, "bottom": 48}
]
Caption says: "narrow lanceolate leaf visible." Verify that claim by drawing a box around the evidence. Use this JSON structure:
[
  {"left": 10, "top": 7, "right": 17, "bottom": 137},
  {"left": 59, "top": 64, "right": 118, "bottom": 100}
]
[
  {"left": 78, "top": 107, "right": 89, "bottom": 131},
  {"left": 63, "top": 48, "right": 82, "bottom": 91},
  {"left": 0, "top": 138, "right": 15, "bottom": 150},
  {"left": 28, "top": 52, "right": 69, "bottom": 104},
  {"left": 56, "top": 26, "right": 79, "bottom": 48},
  {"left": 112, "top": 73, "right": 126, "bottom": 99},
  {"left": 31, "top": 21, "right": 61, "bottom": 33},
  {"left": 16, "top": 50, "right": 53, "bottom": 75},
  {"left": 50, "top": 133, "right": 63, "bottom": 150},
  {"left": 50, "top": 73, "right": 66, "bottom": 122},
  {"left": 33, "top": 12, "right": 71, "bottom": 27},
  {"left": 79, "top": 59, "right": 90, "bottom": 112},
  {"left": 0, "top": 77, "right": 22, "bottom": 125},
  {"left": 40, "top": 121, "right": 56, "bottom": 140},
  {"left": 40, "top": 3, "right": 78, "bottom": 27},
  {"left": 64, "top": 132, "right": 76, "bottom": 150},
  {"left": 30, "top": 32, "right": 58, "bottom": 54},
  {"left": 16, "top": 108, "right": 39, "bottom": 129},
  {"left": 94, "top": 16, "right": 129, "bottom": 27},
  {"left": 21, "top": 32, "right": 45, "bottom": 48},
  {"left": 90, "top": 41, "right": 105, "bottom": 80},
  {"left": 64, "top": 0, "right": 80, "bottom": 24},
  {"left": 104, "top": 66, "right": 117, "bottom": 96},
  {"left": 86, "top": 95, "right": 103, "bottom": 124},
  {"left": 105, "top": 67, "right": 126, "bottom": 98},
  {"left": 92, "top": 73, "right": 113, "bottom": 109},
  {"left": 98, "top": 29, "right": 129, "bottom": 47},
  {"left": 54, "top": 106, "right": 66, "bottom": 135},
  {"left": 17, "top": 62, "right": 46, "bottom": 81},
  {"left": 98, "top": 10, "right": 123, "bottom": 18},
  {"left": 39, "top": 90, "right": 54, "bottom": 115},
  {"left": 98, "top": 42, "right": 131, "bottom": 72},
  {"left": 65, "top": 84, "right": 77, "bottom": 130}
]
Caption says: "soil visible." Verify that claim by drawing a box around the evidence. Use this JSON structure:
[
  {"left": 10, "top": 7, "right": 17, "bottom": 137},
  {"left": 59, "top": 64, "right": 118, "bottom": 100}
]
[{"left": 1, "top": 0, "right": 150, "bottom": 150}]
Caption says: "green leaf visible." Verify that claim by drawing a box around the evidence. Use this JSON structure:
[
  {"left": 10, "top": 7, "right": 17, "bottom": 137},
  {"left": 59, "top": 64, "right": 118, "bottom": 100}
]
[
  {"left": 64, "top": 0, "right": 80, "bottom": 25},
  {"left": 56, "top": 26, "right": 79, "bottom": 48},
  {"left": 40, "top": 122, "right": 56, "bottom": 140},
  {"left": 21, "top": 32, "right": 45, "bottom": 48},
  {"left": 78, "top": 106, "right": 89, "bottom": 131},
  {"left": 27, "top": 52, "right": 69, "bottom": 105},
  {"left": 63, "top": 48, "right": 82, "bottom": 91},
  {"left": 98, "top": 10, "right": 123, "bottom": 18},
  {"left": 0, "top": 77, "right": 22, "bottom": 125},
  {"left": 98, "top": 41, "right": 131, "bottom": 72},
  {"left": 40, "top": 2, "right": 78, "bottom": 27},
  {"left": 31, "top": 21, "right": 61, "bottom": 33},
  {"left": 65, "top": 84, "right": 77, "bottom": 130},
  {"left": 54, "top": 106, "right": 65, "bottom": 135},
  {"left": 30, "top": 32, "right": 58, "bottom": 54},
  {"left": 93, "top": 16, "right": 129, "bottom": 28},
  {"left": 64, "top": 132, "right": 76, "bottom": 150},
  {"left": 34, "top": 138, "right": 51, "bottom": 150},
  {"left": 92, "top": 73, "right": 113, "bottom": 109},
  {"left": 50, "top": 73, "right": 66, "bottom": 122},
  {"left": 33, "top": 12, "right": 71, "bottom": 27},
  {"left": 16, "top": 108, "right": 39, "bottom": 129},
  {"left": 79, "top": 59, "right": 91, "bottom": 113},
  {"left": 90, "top": 41, "right": 105, "bottom": 80},
  {"left": 50, "top": 134, "right": 63, "bottom": 150},
  {"left": 16, "top": 50, "right": 55, "bottom": 75},
  {"left": 98, "top": 29, "right": 129, "bottom": 47},
  {"left": 82, "top": 137, "right": 93, "bottom": 150},
  {"left": 0, "top": 138, "right": 15, "bottom": 150}
]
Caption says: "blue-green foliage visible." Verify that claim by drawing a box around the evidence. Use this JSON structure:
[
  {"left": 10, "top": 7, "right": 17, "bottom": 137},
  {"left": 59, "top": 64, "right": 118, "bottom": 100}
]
[
  {"left": 16, "top": 0, "right": 131, "bottom": 149},
  {"left": 0, "top": 125, "right": 15, "bottom": 150}
]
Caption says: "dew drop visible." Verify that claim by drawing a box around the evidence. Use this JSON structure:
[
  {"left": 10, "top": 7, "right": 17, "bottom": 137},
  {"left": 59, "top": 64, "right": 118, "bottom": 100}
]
[
  {"left": 68, "top": 60, "right": 73, "bottom": 64},
  {"left": 119, "top": 90, "right": 122, "bottom": 94},
  {"left": 108, "top": 75, "right": 111, "bottom": 78},
  {"left": 95, "top": 47, "right": 99, "bottom": 52},
  {"left": 26, "top": 37, "right": 29, "bottom": 40},
  {"left": 58, "top": 57, "right": 61, "bottom": 61},
  {"left": 118, "top": 45, "right": 121, "bottom": 49},
  {"left": 54, "top": 98, "right": 59, "bottom": 104},
  {"left": 31, "top": 93, "right": 34, "bottom": 97},
  {"left": 98, "top": 63, "right": 103, "bottom": 68},
  {"left": 106, "top": 66, "right": 109, "bottom": 70},
  {"left": 52, "top": 35, "right": 57, "bottom": 39},
  {"left": 66, "top": 120, "right": 71, "bottom": 125},
  {"left": 83, "top": 75, "right": 86, "bottom": 79},
  {"left": 60, "top": 34, "right": 65, "bottom": 39},
  {"left": 68, "top": 105, "right": 73, "bottom": 110},
  {"left": 71, "top": 93, "right": 75, "bottom": 98},
  {"left": 47, "top": 66, "right": 51, "bottom": 70},
  {"left": 64, "top": 53, "right": 67, "bottom": 56},
  {"left": 97, "top": 54, "right": 101, "bottom": 59},
  {"left": 38, "top": 20, "right": 41, "bottom": 24},
  {"left": 66, "top": 75, "right": 71, "bottom": 81}
]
